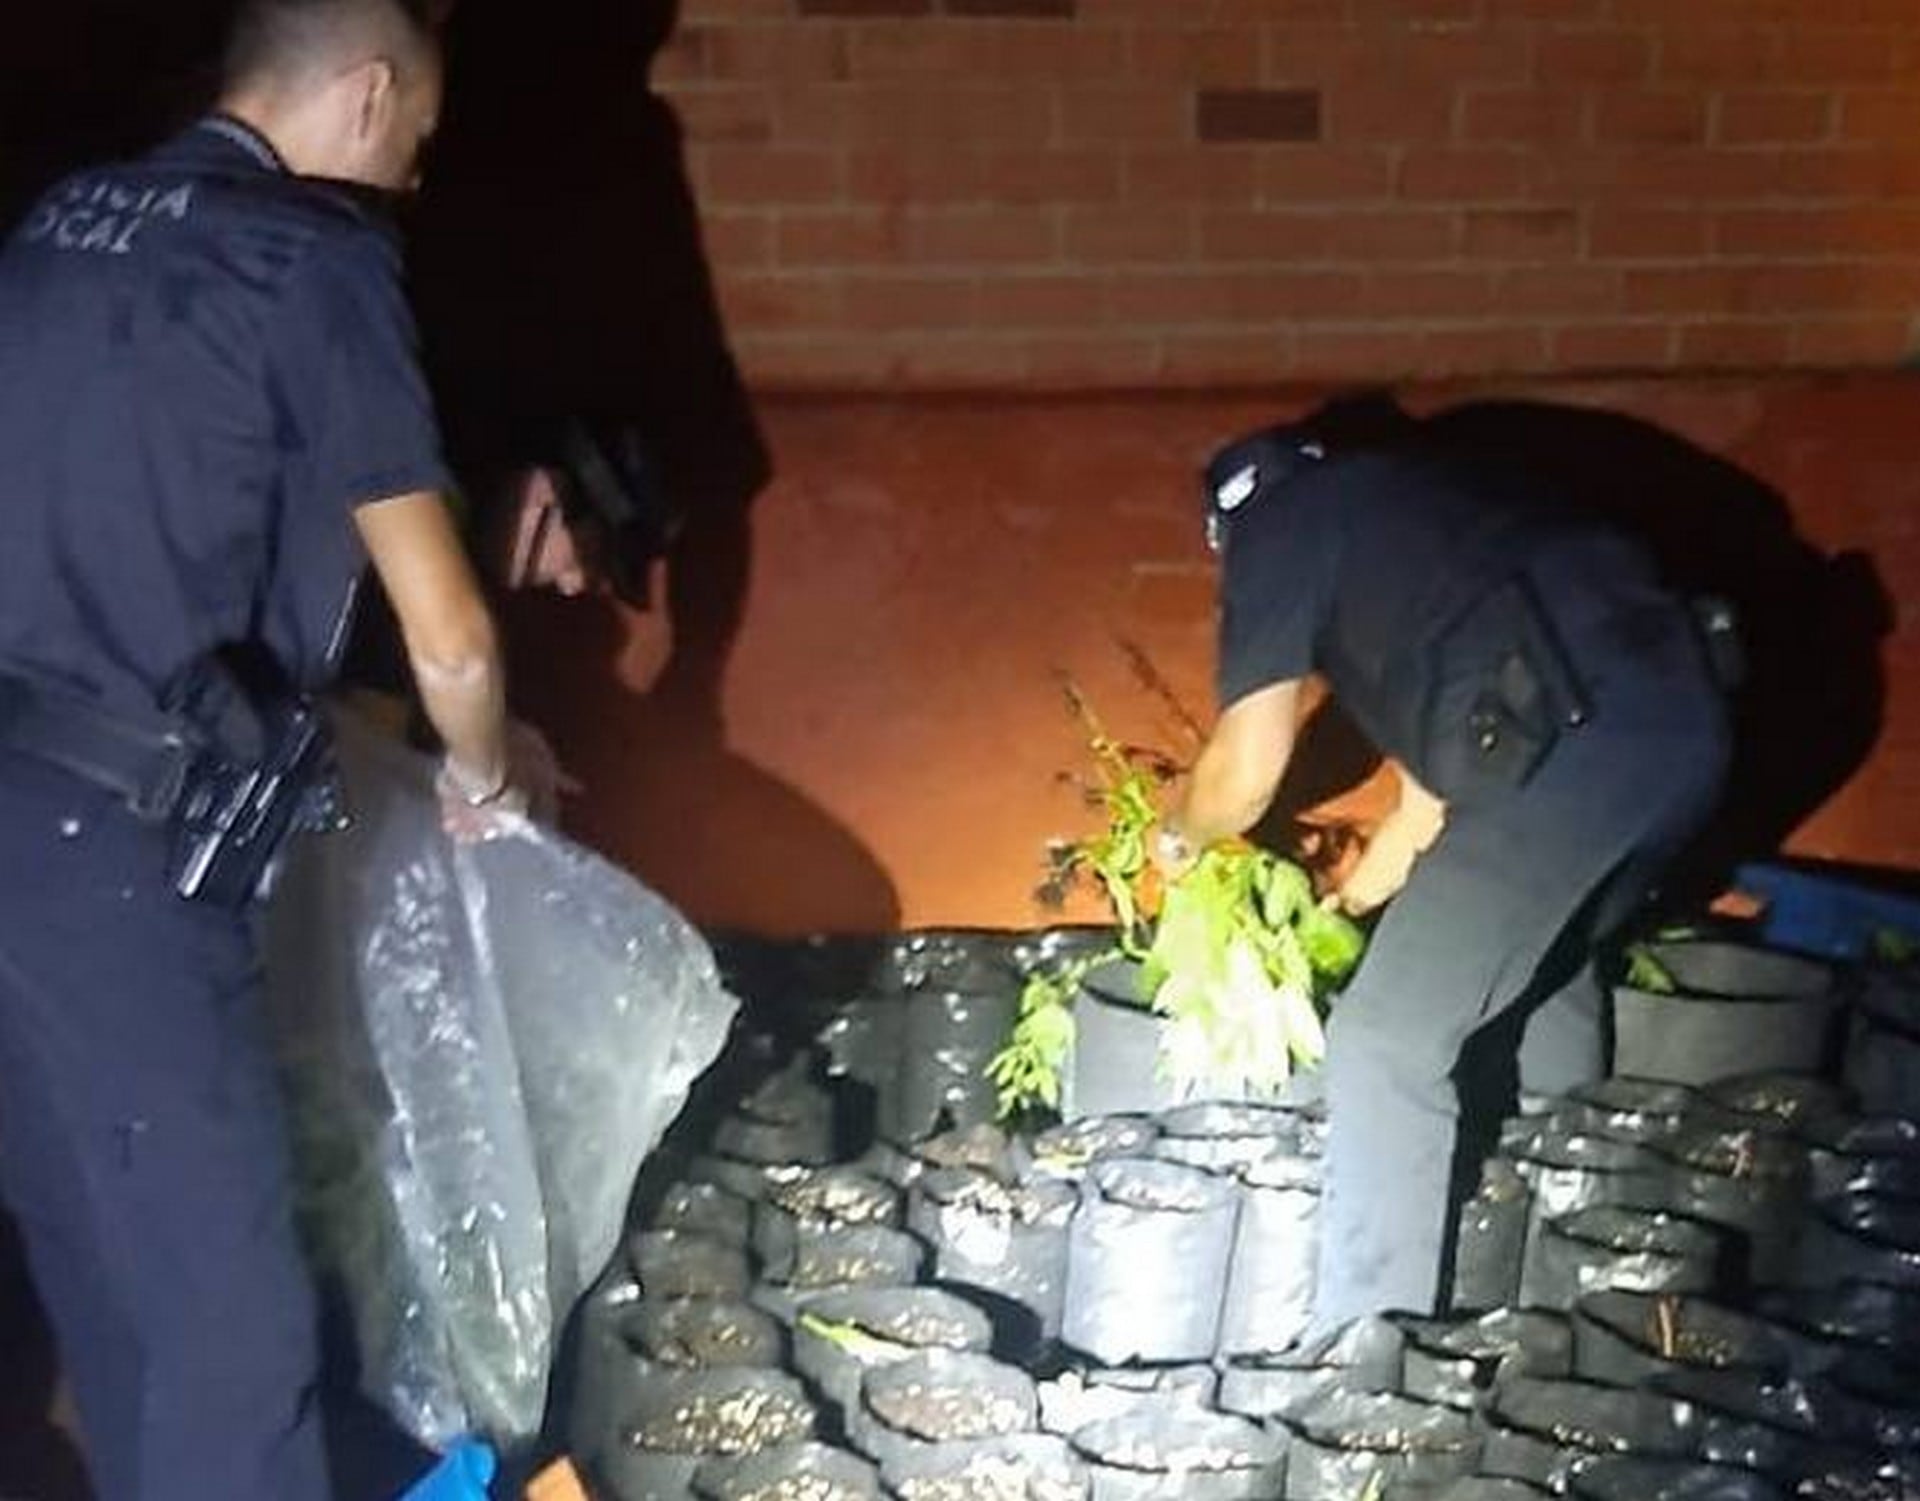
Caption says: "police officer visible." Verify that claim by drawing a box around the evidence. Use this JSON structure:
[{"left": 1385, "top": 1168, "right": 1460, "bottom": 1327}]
[
  {"left": 1158, "top": 397, "right": 1730, "bottom": 1332},
  {"left": 0, "top": 1, "right": 535, "bottom": 1495}
]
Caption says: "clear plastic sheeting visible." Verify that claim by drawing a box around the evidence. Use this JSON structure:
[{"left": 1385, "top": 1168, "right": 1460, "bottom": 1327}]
[{"left": 264, "top": 712, "right": 739, "bottom": 1449}]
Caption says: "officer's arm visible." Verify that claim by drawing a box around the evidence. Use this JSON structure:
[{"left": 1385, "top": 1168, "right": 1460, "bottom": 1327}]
[
  {"left": 354, "top": 492, "right": 512, "bottom": 795},
  {"left": 1165, "top": 679, "right": 1304, "bottom": 855}
]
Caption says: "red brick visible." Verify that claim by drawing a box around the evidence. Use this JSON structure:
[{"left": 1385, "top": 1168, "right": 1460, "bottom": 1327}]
[
  {"left": 1677, "top": 321, "right": 1797, "bottom": 367},
  {"left": 704, "top": 23, "right": 850, "bottom": 83},
  {"left": 1550, "top": 322, "right": 1676, "bottom": 368},
  {"left": 729, "top": 335, "right": 886, "bottom": 389},
  {"left": 1225, "top": 269, "right": 1369, "bottom": 320},
  {"left": 1105, "top": 271, "right": 1245, "bottom": 323},
  {"left": 697, "top": 145, "right": 845, "bottom": 206},
  {"left": 1058, "top": 84, "right": 1191, "bottom": 144},
  {"left": 1196, "top": 89, "right": 1324, "bottom": 144},
  {"left": 981, "top": 23, "right": 1129, "bottom": 78},
  {"left": 1159, "top": 329, "right": 1297, "bottom": 382},
  {"left": 1623, "top": 267, "right": 1743, "bottom": 316},
  {"left": 1294, "top": 326, "right": 1430, "bottom": 379},
  {"left": 776, "top": 83, "right": 1052, "bottom": 145},
  {"left": 844, "top": 20, "right": 997, "bottom": 77},
  {"left": 712, "top": 272, "right": 845, "bottom": 331},
  {"left": 1490, "top": 0, "right": 1608, "bottom": 16},
  {"left": 1656, "top": 27, "right": 1781, "bottom": 84},
  {"left": 1022, "top": 334, "right": 1164, "bottom": 387},
  {"left": 944, "top": 0, "right": 1076, "bottom": 15},
  {"left": 1350, "top": 0, "right": 1483, "bottom": 23},
  {"left": 836, "top": 273, "right": 982, "bottom": 331},
  {"left": 1198, "top": 209, "right": 1337, "bottom": 260},
  {"left": 1259, "top": 147, "right": 1397, "bottom": 204},
  {"left": 798, "top": 0, "right": 930, "bottom": 14},
  {"left": 1325, "top": 80, "right": 1460, "bottom": 145},
  {"left": 1839, "top": 91, "right": 1920, "bottom": 145},
  {"left": 1129, "top": 26, "right": 1265, "bottom": 85},
  {"left": 979, "top": 148, "right": 1124, "bottom": 205},
  {"left": 1362, "top": 269, "right": 1498, "bottom": 318},
  {"left": 1791, "top": 316, "right": 1917, "bottom": 364},
  {"left": 1462, "top": 87, "right": 1590, "bottom": 145},
  {"left": 673, "top": 86, "right": 777, "bottom": 144},
  {"left": 1418, "top": 325, "right": 1553, "bottom": 375},
  {"left": 1534, "top": 29, "right": 1655, "bottom": 85},
  {"left": 1127, "top": 563, "right": 1221, "bottom": 623},
  {"left": 701, "top": 210, "right": 777, "bottom": 268},
  {"left": 904, "top": 207, "right": 1059, "bottom": 265},
  {"left": 846, "top": 146, "right": 985, "bottom": 205},
  {"left": 1592, "top": 90, "right": 1709, "bottom": 146},
  {"left": 1587, "top": 208, "right": 1711, "bottom": 261},
  {"left": 1063, "top": 206, "right": 1196, "bottom": 263},
  {"left": 1321, "top": 210, "right": 1462, "bottom": 262},
  {"left": 1396, "top": 148, "right": 1531, "bottom": 202},
  {"left": 891, "top": 337, "right": 1029, "bottom": 386},
  {"left": 1785, "top": 28, "right": 1910, "bottom": 86},
  {"left": 1496, "top": 266, "right": 1622, "bottom": 317},
  {"left": 1123, "top": 147, "right": 1262, "bottom": 203},
  {"left": 1713, "top": 209, "right": 1849, "bottom": 259},
  {"left": 1463, "top": 207, "right": 1582, "bottom": 259},
  {"left": 970, "top": 274, "right": 1110, "bottom": 328},
  {"left": 1394, "top": 25, "right": 1537, "bottom": 85},
  {"left": 776, "top": 209, "right": 903, "bottom": 267},
  {"left": 1716, "top": 92, "right": 1837, "bottom": 146}
]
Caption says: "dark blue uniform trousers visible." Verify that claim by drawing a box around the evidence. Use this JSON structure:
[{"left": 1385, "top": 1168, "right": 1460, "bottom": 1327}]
[
  {"left": 0, "top": 755, "right": 330, "bottom": 1501},
  {"left": 1314, "top": 558, "right": 1731, "bottom": 1331}
]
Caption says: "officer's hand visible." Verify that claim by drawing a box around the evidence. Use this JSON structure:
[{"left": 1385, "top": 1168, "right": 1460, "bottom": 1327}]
[
  {"left": 506, "top": 719, "right": 583, "bottom": 824},
  {"left": 435, "top": 758, "right": 532, "bottom": 844},
  {"left": 1151, "top": 823, "right": 1199, "bottom": 885}
]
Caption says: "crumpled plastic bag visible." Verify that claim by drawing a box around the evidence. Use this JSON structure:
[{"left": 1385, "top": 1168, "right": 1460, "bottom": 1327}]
[{"left": 262, "top": 710, "right": 739, "bottom": 1450}]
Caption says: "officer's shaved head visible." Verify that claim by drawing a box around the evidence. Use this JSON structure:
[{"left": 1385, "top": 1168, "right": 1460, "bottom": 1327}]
[{"left": 223, "top": 0, "right": 437, "bottom": 94}]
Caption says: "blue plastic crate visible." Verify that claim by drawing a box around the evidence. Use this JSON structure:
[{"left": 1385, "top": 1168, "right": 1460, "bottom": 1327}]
[
  {"left": 1730, "top": 861, "right": 1920, "bottom": 962},
  {"left": 399, "top": 1439, "right": 497, "bottom": 1501}
]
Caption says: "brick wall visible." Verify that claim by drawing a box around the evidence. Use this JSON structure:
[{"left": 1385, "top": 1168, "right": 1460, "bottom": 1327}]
[{"left": 656, "top": 0, "right": 1920, "bottom": 390}]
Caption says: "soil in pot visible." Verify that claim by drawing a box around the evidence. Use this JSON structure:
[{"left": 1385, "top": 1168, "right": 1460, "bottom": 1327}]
[
  {"left": 694, "top": 1441, "right": 885, "bottom": 1501},
  {"left": 1072, "top": 1410, "right": 1282, "bottom": 1501},
  {"left": 1571, "top": 1289, "right": 1814, "bottom": 1387},
  {"left": 882, "top": 1433, "right": 1090, "bottom": 1501},
  {"left": 652, "top": 1181, "right": 756, "bottom": 1247},
  {"left": 1026, "top": 1116, "right": 1159, "bottom": 1185},
  {"left": 791, "top": 1286, "right": 994, "bottom": 1423},
  {"left": 1281, "top": 1389, "right": 1481, "bottom": 1500},
  {"left": 629, "top": 1229, "right": 754, "bottom": 1301},
  {"left": 1481, "top": 1376, "right": 1703, "bottom": 1491},
  {"left": 1396, "top": 1308, "right": 1573, "bottom": 1412},
  {"left": 636, "top": 1299, "right": 785, "bottom": 1372}
]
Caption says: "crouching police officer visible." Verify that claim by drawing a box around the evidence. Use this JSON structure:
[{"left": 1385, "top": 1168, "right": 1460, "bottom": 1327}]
[
  {"left": 1159, "top": 397, "right": 1731, "bottom": 1333},
  {"left": 0, "top": 1, "right": 537, "bottom": 1494}
]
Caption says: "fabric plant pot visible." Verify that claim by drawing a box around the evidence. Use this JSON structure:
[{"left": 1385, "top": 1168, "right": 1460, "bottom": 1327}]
[
  {"left": 1216, "top": 1151, "right": 1321, "bottom": 1358},
  {"left": 629, "top": 1229, "right": 754, "bottom": 1301},
  {"left": 1216, "top": 1316, "right": 1405, "bottom": 1425},
  {"left": 1560, "top": 1079, "right": 1702, "bottom": 1147},
  {"left": 847, "top": 1349, "right": 1037, "bottom": 1473},
  {"left": 1037, "top": 1364, "right": 1218, "bottom": 1438},
  {"left": 907, "top": 1166, "right": 1077, "bottom": 1350},
  {"left": 1793, "top": 1192, "right": 1920, "bottom": 1291},
  {"left": 790, "top": 1286, "right": 994, "bottom": 1426},
  {"left": 1844, "top": 971, "right": 1920, "bottom": 1118},
  {"left": 713, "top": 1056, "right": 841, "bottom": 1168},
  {"left": 1061, "top": 1157, "right": 1238, "bottom": 1365},
  {"left": 1645, "top": 1368, "right": 1865, "bottom": 1479},
  {"left": 652, "top": 1181, "right": 756, "bottom": 1247},
  {"left": 1513, "top": 1134, "right": 1667, "bottom": 1305},
  {"left": 1567, "top": 1455, "right": 1786, "bottom": 1501},
  {"left": 1481, "top": 1377, "right": 1702, "bottom": 1491},
  {"left": 1151, "top": 1101, "right": 1304, "bottom": 1173},
  {"left": 1429, "top": 1481, "right": 1553, "bottom": 1500},
  {"left": 752, "top": 1168, "right": 901, "bottom": 1282},
  {"left": 1452, "top": 1156, "right": 1532, "bottom": 1314},
  {"left": 1396, "top": 1309, "right": 1573, "bottom": 1412},
  {"left": 693, "top": 1440, "right": 885, "bottom": 1501},
  {"left": 1804, "top": 1116, "right": 1920, "bottom": 1203},
  {"left": 1526, "top": 1205, "right": 1727, "bottom": 1312},
  {"left": 1697, "top": 1074, "right": 1851, "bottom": 1138},
  {"left": 881, "top": 1432, "right": 1090, "bottom": 1501},
  {"left": 563, "top": 1267, "right": 646, "bottom": 1471},
  {"left": 1611, "top": 940, "right": 1838, "bottom": 1086},
  {"left": 914, "top": 1123, "right": 1026, "bottom": 1179},
  {"left": 1570, "top": 1290, "right": 1814, "bottom": 1388},
  {"left": 634, "top": 1299, "right": 786, "bottom": 1373},
  {"left": 1753, "top": 1280, "right": 1920, "bottom": 1360},
  {"left": 748, "top": 1227, "right": 929, "bottom": 1330},
  {"left": 1071, "top": 1411, "right": 1283, "bottom": 1501},
  {"left": 1026, "top": 1115, "right": 1161, "bottom": 1186},
  {"left": 873, "top": 932, "right": 1024, "bottom": 1146},
  {"left": 691, "top": 1153, "right": 817, "bottom": 1205},
  {"left": 601, "top": 1367, "right": 819, "bottom": 1501},
  {"left": 1638, "top": 1124, "right": 1811, "bottom": 1289},
  {"left": 1062, "top": 961, "right": 1187, "bottom": 1121},
  {"left": 1281, "top": 1389, "right": 1481, "bottom": 1500},
  {"left": 1794, "top": 1455, "right": 1920, "bottom": 1501}
]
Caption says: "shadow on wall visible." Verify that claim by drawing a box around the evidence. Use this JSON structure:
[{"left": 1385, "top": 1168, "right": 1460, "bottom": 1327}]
[
  {"left": 1423, "top": 398, "right": 1893, "bottom": 905},
  {"left": 411, "top": 0, "right": 899, "bottom": 935}
]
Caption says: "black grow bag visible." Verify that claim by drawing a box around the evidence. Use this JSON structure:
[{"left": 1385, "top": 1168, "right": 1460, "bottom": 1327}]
[
  {"left": 1397, "top": 1309, "right": 1573, "bottom": 1412},
  {"left": 1571, "top": 1290, "right": 1813, "bottom": 1388},
  {"left": 635, "top": 1299, "right": 786, "bottom": 1373},
  {"left": 1215, "top": 1317, "right": 1404, "bottom": 1424},
  {"left": 882, "top": 1432, "right": 1090, "bottom": 1501},
  {"left": 1638, "top": 1124, "right": 1811, "bottom": 1288},
  {"left": 1452, "top": 1155, "right": 1532, "bottom": 1314},
  {"left": 1282, "top": 1389, "right": 1481, "bottom": 1500},
  {"left": 1561, "top": 1078, "right": 1703, "bottom": 1146},
  {"left": 1794, "top": 1192, "right": 1920, "bottom": 1291},
  {"left": 1527, "top": 1204, "right": 1726, "bottom": 1312},
  {"left": 907, "top": 1167, "right": 1077, "bottom": 1347},
  {"left": 1151, "top": 1101, "right": 1303, "bottom": 1173},
  {"left": 1036, "top": 1363, "right": 1217, "bottom": 1439},
  {"left": 1514, "top": 1133, "right": 1666, "bottom": 1305},
  {"left": 652, "top": 1181, "right": 757, "bottom": 1247},
  {"left": 1481, "top": 1376, "right": 1703, "bottom": 1491},
  {"left": 1026, "top": 1115, "right": 1160, "bottom": 1186},
  {"left": 1804, "top": 1116, "right": 1920, "bottom": 1203},
  {"left": 1217, "top": 1152, "right": 1321, "bottom": 1358},
  {"left": 791, "top": 1285, "right": 994, "bottom": 1423},
  {"left": 1612, "top": 940, "right": 1838, "bottom": 1086},
  {"left": 602, "top": 1367, "right": 819, "bottom": 1501},
  {"left": 1567, "top": 1455, "right": 1786, "bottom": 1501},
  {"left": 1843, "top": 971, "right": 1920, "bottom": 1119},
  {"left": 753, "top": 1168, "right": 901, "bottom": 1281},
  {"left": 847, "top": 1348, "right": 1037, "bottom": 1474},
  {"left": 629, "top": 1229, "right": 754, "bottom": 1301}
]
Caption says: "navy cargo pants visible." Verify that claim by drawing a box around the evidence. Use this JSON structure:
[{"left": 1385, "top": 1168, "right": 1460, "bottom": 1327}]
[
  {"left": 1313, "top": 540, "right": 1731, "bottom": 1331},
  {"left": 0, "top": 753, "right": 330, "bottom": 1501}
]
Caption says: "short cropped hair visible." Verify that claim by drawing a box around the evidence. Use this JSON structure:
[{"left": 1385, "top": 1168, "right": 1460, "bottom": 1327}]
[{"left": 222, "top": 0, "right": 436, "bottom": 92}]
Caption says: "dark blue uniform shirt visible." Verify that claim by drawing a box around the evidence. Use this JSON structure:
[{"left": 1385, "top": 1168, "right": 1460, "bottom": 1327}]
[{"left": 0, "top": 116, "right": 449, "bottom": 725}]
